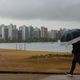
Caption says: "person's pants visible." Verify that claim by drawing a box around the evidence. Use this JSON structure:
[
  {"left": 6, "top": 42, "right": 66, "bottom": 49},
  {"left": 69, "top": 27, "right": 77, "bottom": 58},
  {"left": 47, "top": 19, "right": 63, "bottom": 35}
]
[{"left": 69, "top": 58, "right": 77, "bottom": 74}]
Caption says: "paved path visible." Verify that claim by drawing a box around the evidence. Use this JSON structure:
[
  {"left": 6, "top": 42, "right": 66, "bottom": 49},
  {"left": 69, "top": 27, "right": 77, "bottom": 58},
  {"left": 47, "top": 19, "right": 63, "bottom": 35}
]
[
  {"left": 0, "top": 74, "right": 48, "bottom": 80},
  {"left": 0, "top": 74, "right": 79, "bottom": 80},
  {"left": 41, "top": 75, "right": 80, "bottom": 80}
]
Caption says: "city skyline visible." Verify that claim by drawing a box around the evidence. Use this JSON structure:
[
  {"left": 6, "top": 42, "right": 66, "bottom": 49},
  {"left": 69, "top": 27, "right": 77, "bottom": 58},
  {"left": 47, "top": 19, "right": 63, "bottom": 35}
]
[
  {"left": 0, "top": 23, "right": 79, "bottom": 42},
  {"left": 0, "top": 24, "right": 59, "bottom": 42},
  {"left": 0, "top": 21, "right": 80, "bottom": 30},
  {"left": 0, "top": 23, "right": 78, "bottom": 31}
]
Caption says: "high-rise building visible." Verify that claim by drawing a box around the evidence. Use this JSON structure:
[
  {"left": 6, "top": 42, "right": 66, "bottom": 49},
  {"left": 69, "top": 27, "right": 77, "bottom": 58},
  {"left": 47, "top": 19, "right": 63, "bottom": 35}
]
[
  {"left": 28, "top": 25, "right": 34, "bottom": 38},
  {"left": 7, "top": 24, "right": 17, "bottom": 40},
  {"left": 34, "top": 27, "right": 41, "bottom": 39},
  {"left": 19, "top": 25, "right": 28, "bottom": 41},
  {"left": 15, "top": 29, "right": 18, "bottom": 41},
  {"left": 0, "top": 26, "right": 2, "bottom": 39},
  {"left": 18, "top": 29, "right": 22, "bottom": 41},
  {"left": 41, "top": 26, "right": 48, "bottom": 38},
  {"left": 48, "top": 30, "right": 58, "bottom": 40},
  {"left": 0, "top": 24, "right": 8, "bottom": 40}
]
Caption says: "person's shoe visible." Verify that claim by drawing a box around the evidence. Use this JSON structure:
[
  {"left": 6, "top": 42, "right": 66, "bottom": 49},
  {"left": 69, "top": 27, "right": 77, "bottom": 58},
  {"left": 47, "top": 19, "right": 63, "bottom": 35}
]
[{"left": 65, "top": 72, "right": 73, "bottom": 77}]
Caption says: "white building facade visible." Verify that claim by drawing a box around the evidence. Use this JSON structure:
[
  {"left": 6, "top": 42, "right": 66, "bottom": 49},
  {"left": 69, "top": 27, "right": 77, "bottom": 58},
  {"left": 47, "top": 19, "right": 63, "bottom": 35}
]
[
  {"left": 7, "top": 24, "right": 17, "bottom": 40},
  {"left": 0, "top": 24, "right": 8, "bottom": 40},
  {"left": 41, "top": 26, "right": 48, "bottom": 38},
  {"left": 19, "top": 25, "right": 28, "bottom": 41}
]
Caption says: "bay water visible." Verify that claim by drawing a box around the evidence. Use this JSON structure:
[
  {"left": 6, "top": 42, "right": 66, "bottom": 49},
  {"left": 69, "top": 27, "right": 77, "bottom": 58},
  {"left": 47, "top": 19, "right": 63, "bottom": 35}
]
[{"left": 0, "top": 42, "right": 72, "bottom": 52}]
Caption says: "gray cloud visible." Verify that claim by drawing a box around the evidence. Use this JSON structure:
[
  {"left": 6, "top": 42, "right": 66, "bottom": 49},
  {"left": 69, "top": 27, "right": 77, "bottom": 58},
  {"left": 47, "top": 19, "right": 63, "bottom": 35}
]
[{"left": 0, "top": 0, "right": 80, "bottom": 21}]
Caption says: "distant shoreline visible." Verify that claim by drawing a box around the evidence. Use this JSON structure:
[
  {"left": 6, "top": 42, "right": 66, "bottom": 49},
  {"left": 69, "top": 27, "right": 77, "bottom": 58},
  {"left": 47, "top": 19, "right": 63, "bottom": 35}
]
[
  {"left": 0, "top": 41, "right": 57, "bottom": 43},
  {"left": 0, "top": 48, "right": 71, "bottom": 54}
]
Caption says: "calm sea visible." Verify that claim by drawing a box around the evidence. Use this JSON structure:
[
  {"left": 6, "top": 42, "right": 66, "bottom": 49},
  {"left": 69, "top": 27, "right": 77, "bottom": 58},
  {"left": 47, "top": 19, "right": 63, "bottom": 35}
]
[{"left": 0, "top": 42, "right": 72, "bottom": 52}]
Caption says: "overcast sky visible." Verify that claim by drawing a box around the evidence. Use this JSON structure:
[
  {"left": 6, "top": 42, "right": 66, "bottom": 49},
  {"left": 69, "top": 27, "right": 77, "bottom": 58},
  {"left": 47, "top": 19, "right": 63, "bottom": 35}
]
[{"left": 0, "top": 0, "right": 80, "bottom": 30}]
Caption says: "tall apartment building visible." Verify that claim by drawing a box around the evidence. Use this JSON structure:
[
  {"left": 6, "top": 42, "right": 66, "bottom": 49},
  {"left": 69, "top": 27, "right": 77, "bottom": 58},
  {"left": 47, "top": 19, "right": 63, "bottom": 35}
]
[
  {"left": 28, "top": 25, "right": 34, "bottom": 38},
  {"left": 19, "top": 25, "right": 28, "bottom": 41},
  {"left": 41, "top": 26, "right": 48, "bottom": 38},
  {"left": 15, "top": 29, "right": 18, "bottom": 41},
  {"left": 48, "top": 30, "right": 58, "bottom": 40},
  {"left": 34, "top": 27, "right": 41, "bottom": 39},
  {"left": 0, "top": 26, "right": 2, "bottom": 39},
  {"left": 7, "top": 24, "right": 17, "bottom": 40},
  {"left": 0, "top": 24, "right": 8, "bottom": 40}
]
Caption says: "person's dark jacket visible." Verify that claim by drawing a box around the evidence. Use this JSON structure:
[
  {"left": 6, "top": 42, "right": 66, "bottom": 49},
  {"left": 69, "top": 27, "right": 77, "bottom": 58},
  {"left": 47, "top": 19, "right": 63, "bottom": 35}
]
[
  {"left": 72, "top": 41, "right": 80, "bottom": 54},
  {"left": 72, "top": 41, "right": 80, "bottom": 63}
]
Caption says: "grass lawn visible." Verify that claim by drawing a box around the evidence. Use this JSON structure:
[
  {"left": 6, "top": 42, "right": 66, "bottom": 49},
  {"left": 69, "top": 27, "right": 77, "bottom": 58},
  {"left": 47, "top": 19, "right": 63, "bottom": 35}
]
[{"left": 0, "top": 49, "right": 80, "bottom": 73}]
